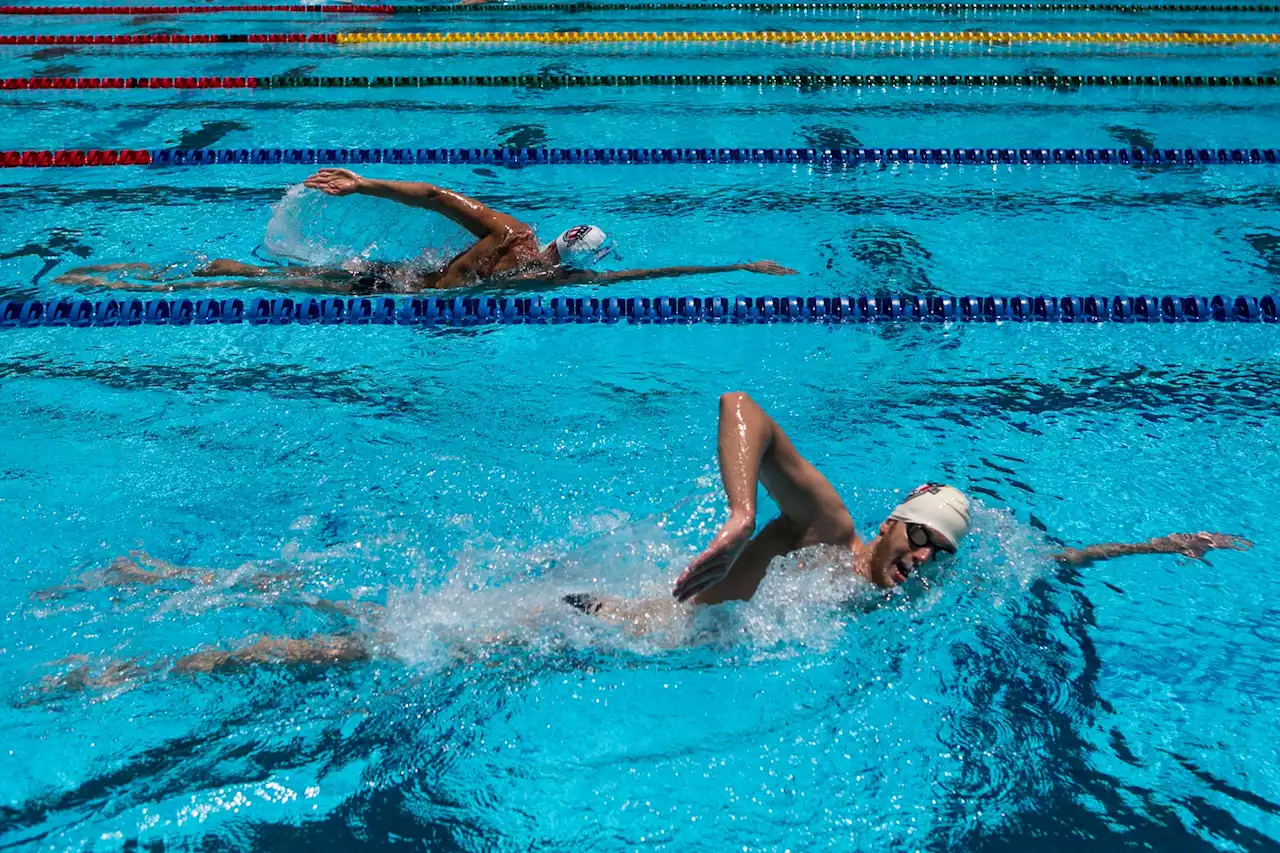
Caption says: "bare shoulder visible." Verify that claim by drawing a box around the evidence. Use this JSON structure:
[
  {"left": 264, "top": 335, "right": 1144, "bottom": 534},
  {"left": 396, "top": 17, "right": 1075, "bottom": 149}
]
[
  {"left": 805, "top": 501, "right": 858, "bottom": 547},
  {"left": 499, "top": 221, "right": 538, "bottom": 245}
]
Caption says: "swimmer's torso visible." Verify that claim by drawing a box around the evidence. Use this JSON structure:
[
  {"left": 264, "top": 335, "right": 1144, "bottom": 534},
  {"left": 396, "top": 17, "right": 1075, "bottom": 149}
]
[{"left": 360, "top": 226, "right": 552, "bottom": 292}]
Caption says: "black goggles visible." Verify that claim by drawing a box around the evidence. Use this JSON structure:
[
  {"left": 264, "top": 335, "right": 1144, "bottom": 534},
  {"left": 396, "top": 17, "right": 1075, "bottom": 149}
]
[{"left": 905, "top": 522, "right": 955, "bottom": 555}]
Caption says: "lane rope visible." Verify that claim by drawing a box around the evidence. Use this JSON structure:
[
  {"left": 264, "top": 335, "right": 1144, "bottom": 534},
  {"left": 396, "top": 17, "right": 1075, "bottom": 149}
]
[
  {"left": 4, "top": 1, "right": 1280, "bottom": 12},
  {"left": 2, "top": 146, "right": 1277, "bottom": 168},
  {"left": 6, "top": 72, "right": 1280, "bottom": 89},
  {"left": 2, "top": 294, "right": 1276, "bottom": 326},
  {"left": 3, "top": 30, "right": 1278, "bottom": 45}
]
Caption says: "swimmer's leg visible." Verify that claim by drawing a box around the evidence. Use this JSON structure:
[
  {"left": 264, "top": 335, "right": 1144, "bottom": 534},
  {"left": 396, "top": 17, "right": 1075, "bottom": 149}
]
[
  {"left": 195, "top": 259, "right": 297, "bottom": 277},
  {"left": 32, "top": 634, "right": 379, "bottom": 696},
  {"left": 32, "top": 555, "right": 184, "bottom": 600},
  {"left": 57, "top": 262, "right": 153, "bottom": 276},
  {"left": 562, "top": 593, "right": 684, "bottom": 636},
  {"left": 32, "top": 655, "right": 164, "bottom": 699},
  {"left": 298, "top": 597, "right": 386, "bottom": 622},
  {"left": 58, "top": 274, "right": 358, "bottom": 294},
  {"left": 172, "top": 633, "right": 380, "bottom": 674},
  {"left": 53, "top": 262, "right": 157, "bottom": 286},
  {"left": 33, "top": 552, "right": 300, "bottom": 600}
]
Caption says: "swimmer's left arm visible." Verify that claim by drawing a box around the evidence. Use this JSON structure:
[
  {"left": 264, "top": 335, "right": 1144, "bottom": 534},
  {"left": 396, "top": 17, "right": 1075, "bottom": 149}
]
[
  {"left": 561, "top": 260, "right": 797, "bottom": 285},
  {"left": 304, "top": 169, "right": 524, "bottom": 239},
  {"left": 1054, "top": 532, "right": 1252, "bottom": 566}
]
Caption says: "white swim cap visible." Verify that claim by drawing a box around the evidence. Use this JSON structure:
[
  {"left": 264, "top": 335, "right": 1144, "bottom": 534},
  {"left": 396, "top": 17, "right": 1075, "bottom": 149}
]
[
  {"left": 553, "top": 225, "right": 613, "bottom": 264},
  {"left": 888, "top": 483, "right": 971, "bottom": 550}
]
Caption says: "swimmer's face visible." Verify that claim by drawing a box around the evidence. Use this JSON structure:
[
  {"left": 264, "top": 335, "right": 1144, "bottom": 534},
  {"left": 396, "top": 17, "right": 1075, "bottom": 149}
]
[{"left": 866, "top": 519, "right": 949, "bottom": 587}]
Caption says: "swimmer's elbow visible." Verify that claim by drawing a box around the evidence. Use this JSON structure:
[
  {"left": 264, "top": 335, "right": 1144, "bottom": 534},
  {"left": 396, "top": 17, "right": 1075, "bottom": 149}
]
[{"left": 719, "top": 391, "right": 762, "bottom": 416}]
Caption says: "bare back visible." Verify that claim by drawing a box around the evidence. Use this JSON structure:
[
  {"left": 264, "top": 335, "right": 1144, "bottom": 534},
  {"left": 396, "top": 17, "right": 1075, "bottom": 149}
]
[{"left": 418, "top": 226, "right": 547, "bottom": 290}]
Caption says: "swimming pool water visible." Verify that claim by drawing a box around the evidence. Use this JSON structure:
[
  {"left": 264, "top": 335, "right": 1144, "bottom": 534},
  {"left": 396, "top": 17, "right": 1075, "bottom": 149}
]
[
  {"left": 1, "top": 3, "right": 1279, "bottom": 852},
  {"left": 2, "top": 326, "right": 1278, "bottom": 850}
]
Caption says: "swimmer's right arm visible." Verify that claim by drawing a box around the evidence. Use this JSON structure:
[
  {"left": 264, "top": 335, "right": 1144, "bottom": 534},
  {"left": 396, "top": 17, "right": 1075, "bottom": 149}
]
[
  {"left": 672, "top": 392, "right": 852, "bottom": 602},
  {"left": 303, "top": 169, "right": 525, "bottom": 239}
]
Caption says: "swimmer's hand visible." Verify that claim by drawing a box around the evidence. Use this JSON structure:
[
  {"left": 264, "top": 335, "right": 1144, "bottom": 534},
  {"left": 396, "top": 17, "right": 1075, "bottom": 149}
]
[
  {"left": 744, "top": 260, "right": 798, "bottom": 275},
  {"left": 1156, "top": 532, "right": 1253, "bottom": 560},
  {"left": 304, "top": 168, "right": 365, "bottom": 196},
  {"left": 458, "top": 0, "right": 492, "bottom": 5},
  {"left": 673, "top": 514, "right": 754, "bottom": 602}
]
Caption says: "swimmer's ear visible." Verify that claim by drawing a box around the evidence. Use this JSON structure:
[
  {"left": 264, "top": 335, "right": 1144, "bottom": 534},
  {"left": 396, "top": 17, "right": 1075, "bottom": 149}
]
[{"left": 879, "top": 520, "right": 892, "bottom": 536}]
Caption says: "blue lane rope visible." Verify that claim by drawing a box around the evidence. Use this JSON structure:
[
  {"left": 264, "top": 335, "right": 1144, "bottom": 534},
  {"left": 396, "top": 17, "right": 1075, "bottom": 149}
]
[
  {"left": 7, "top": 147, "right": 1280, "bottom": 169},
  {"left": 3, "top": 295, "right": 1276, "bottom": 327},
  {"left": 143, "top": 146, "right": 1280, "bottom": 167}
]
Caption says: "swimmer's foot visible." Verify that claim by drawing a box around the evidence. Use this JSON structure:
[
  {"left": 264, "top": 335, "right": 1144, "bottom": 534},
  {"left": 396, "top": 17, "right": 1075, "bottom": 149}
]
[{"left": 35, "top": 656, "right": 156, "bottom": 696}]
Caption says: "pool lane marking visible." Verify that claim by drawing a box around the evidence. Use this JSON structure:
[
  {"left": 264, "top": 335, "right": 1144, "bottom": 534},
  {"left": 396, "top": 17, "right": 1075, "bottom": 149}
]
[{"left": 3, "top": 30, "right": 1279, "bottom": 45}]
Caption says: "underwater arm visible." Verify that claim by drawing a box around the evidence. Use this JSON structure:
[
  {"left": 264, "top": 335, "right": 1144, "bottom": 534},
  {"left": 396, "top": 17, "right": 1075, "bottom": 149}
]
[
  {"left": 564, "top": 260, "right": 796, "bottom": 286},
  {"left": 1054, "top": 532, "right": 1252, "bottom": 566}
]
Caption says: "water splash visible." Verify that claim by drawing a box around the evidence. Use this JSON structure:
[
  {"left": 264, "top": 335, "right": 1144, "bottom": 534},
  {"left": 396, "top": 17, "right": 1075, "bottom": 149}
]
[
  {"left": 377, "top": 501, "right": 1054, "bottom": 671},
  {"left": 261, "top": 184, "right": 466, "bottom": 269}
]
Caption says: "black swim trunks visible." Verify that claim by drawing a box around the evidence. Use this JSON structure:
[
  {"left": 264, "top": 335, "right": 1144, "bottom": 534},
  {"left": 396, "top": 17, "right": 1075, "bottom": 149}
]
[
  {"left": 562, "top": 593, "right": 603, "bottom": 615},
  {"left": 346, "top": 261, "right": 400, "bottom": 295}
]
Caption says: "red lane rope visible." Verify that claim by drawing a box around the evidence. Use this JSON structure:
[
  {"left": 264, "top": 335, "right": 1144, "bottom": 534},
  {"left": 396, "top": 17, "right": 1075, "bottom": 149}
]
[
  {"left": 0, "top": 4, "right": 393, "bottom": 12},
  {"left": 0, "top": 150, "right": 153, "bottom": 166},
  {"left": 0, "top": 33, "right": 337, "bottom": 43}
]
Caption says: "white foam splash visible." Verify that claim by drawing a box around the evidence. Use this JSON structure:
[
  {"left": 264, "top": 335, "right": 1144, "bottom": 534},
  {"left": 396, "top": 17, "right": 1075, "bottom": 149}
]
[
  {"left": 261, "top": 184, "right": 465, "bottom": 269},
  {"left": 373, "top": 500, "right": 1056, "bottom": 669}
]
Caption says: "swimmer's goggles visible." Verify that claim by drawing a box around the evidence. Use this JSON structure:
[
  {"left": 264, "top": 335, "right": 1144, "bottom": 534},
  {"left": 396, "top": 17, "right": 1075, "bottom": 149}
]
[
  {"left": 584, "top": 238, "right": 621, "bottom": 266},
  {"left": 906, "top": 522, "right": 956, "bottom": 555}
]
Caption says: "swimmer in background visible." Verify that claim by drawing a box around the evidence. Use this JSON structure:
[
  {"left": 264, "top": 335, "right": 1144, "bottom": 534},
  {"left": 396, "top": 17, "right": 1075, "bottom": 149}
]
[
  {"left": 34, "top": 393, "right": 1251, "bottom": 690},
  {"left": 54, "top": 168, "right": 797, "bottom": 294}
]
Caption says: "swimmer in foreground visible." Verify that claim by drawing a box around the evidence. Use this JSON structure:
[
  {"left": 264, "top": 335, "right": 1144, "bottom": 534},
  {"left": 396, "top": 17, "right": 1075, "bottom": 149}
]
[
  {"left": 54, "top": 168, "right": 797, "bottom": 293},
  {"left": 560, "top": 392, "right": 1252, "bottom": 626},
  {"left": 35, "top": 392, "right": 1251, "bottom": 689}
]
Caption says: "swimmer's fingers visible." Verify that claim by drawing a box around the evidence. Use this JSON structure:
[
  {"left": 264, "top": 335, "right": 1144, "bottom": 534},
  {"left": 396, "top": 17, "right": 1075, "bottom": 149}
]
[
  {"left": 673, "top": 574, "right": 723, "bottom": 602},
  {"left": 744, "top": 260, "right": 798, "bottom": 276},
  {"left": 1169, "top": 532, "right": 1253, "bottom": 560},
  {"left": 672, "top": 554, "right": 732, "bottom": 602},
  {"left": 303, "top": 168, "right": 362, "bottom": 196},
  {"left": 1202, "top": 532, "right": 1253, "bottom": 552}
]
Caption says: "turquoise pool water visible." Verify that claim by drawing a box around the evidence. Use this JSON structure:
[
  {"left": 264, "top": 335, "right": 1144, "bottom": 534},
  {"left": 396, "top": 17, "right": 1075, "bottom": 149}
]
[{"left": 1, "top": 4, "right": 1279, "bottom": 852}]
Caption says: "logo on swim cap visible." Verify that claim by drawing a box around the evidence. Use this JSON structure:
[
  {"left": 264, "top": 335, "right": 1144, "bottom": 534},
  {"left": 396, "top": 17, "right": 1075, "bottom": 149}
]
[
  {"left": 556, "top": 225, "right": 605, "bottom": 253},
  {"left": 903, "top": 483, "right": 946, "bottom": 501},
  {"left": 889, "top": 483, "right": 971, "bottom": 550},
  {"left": 553, "top": 225, "right": 617, "bottom": 265}
]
